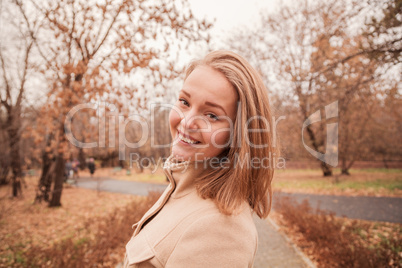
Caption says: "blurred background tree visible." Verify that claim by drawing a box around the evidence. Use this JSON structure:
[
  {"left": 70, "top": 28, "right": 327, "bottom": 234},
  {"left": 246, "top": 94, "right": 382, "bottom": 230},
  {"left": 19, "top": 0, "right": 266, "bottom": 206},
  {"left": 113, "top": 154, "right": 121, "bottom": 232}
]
[
  {"left": 362, "top": 0, "right": 401, "bottom": 64},
  {"left": 0, "top": 0, "right": 400, "bottom": 202},
  {"left": 1, "top": 0, "right": 211, "bottom": 206},
  {"left": 227, "top": 0, "right": 401, "bottom": 177},
  {"left": 0, "top": 0, "right": 39, "bottom": 196}
]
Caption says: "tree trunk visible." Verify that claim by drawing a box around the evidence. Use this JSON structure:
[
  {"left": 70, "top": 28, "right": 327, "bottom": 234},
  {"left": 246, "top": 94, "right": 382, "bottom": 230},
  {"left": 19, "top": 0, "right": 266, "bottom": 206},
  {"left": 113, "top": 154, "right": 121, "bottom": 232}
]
[
  {"left": 300, "top": 100, "right": 333, "bottom": 177},
  {"left": 321, "top": 161, "right": 333, "bottom": 176},
  {"left": 341, "top": 158, "right": 350, "bottom": 175},
  {"left": 12, "top": 176, "right": 22, "bottom": 196},
  {"left": 35, "top": 151, "right": 53, "bottom": 203},
  {"left": 78, "top": 147, "right": 86, "bottom": 170},
  {"left": 7, "top": 113, "right": 22, "bottom": 197},
  {"left": 49, "top": 154, "right": 65, "bottom": 207},
  {"left": 341, "top": 168, "right": 350, "bottom": 175},
  {"left": 0, "top": 165, "right": 9, "bottom": 185},
  {"left": 341, "top": 159, "right": 355, "bottom": 176},
  {"left": 119, "top": 159, "right": 126, "bottom": 168}
]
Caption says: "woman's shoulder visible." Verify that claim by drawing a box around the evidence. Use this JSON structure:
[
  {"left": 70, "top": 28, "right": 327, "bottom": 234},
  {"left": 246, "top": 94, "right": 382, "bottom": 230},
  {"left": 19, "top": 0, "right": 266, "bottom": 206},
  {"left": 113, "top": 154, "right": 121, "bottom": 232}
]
[
  {"left": 185, "top": 192, "right": 255, "bottom": 227},
  {"left": 184, "top": 199, "right": 258, "bottom": 241},
  {"left": 165, "top": 193, "right": 258, "bottom": 248},
  {"left": 127, "top": 197, "right": 258, "bottom": 267},
  {"left": 165, "top": 203, "right": 258, "bottom": 267}
]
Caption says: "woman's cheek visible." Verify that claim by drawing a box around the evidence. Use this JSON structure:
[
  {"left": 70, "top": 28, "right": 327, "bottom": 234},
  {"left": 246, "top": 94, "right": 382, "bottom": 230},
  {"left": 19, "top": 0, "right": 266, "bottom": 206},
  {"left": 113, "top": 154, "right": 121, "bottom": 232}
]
[
  {"left": 210, "top": 128, "right": 231, "bottom": 148},
  {"left": 169, "top": 107, "right": 182, "bottom": 129}
]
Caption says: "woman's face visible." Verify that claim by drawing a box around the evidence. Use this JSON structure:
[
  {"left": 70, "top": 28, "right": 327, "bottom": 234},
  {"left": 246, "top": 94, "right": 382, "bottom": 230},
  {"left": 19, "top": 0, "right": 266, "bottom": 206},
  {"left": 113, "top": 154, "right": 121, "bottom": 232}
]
[{"left": 169, "top": 65, "right": 238, "bottom": 161}]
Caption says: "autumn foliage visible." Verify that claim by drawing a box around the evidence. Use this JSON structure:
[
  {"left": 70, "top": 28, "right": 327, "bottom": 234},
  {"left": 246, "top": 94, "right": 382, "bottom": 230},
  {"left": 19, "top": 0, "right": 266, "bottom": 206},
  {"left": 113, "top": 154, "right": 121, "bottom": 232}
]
[
  {"left": 1, "top": 0, "right": 211, "bottom": 205},
  {"left": 22, "top": 192, "right": 160, "bottom": 267},
  {"left": 228, "top": 0, "right": 401, "bottom": 176},
  {"left": 275, "top": 196, "right": 402, "bottom": 267},
  {"left": 2, "top": 187, "right": 161, "bottom": 268}
]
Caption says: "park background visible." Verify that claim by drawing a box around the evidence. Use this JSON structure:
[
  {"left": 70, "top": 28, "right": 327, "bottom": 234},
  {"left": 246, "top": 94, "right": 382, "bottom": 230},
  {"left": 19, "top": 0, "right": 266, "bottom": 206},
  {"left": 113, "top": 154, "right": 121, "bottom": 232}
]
[{"left": 0, "top": 0, "right": 401, "bottom": 267}]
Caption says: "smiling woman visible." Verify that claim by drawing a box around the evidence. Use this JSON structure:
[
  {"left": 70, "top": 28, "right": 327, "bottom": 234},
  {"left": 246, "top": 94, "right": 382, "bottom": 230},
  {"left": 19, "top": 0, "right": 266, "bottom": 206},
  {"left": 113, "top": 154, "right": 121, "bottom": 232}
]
[
  {"left": 124, "top": 50, "right": 278, "bottom": 268},
  {"left": 169, "top": 65, "right": 238, "bottom": 160}
]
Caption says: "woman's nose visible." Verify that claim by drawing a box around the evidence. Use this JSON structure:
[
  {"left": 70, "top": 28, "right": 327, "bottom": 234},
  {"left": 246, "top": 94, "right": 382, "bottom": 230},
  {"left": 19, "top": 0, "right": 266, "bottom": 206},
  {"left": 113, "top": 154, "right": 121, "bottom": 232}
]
[{"left": 181, "top": 110, "right": 206, "bottom": 131}]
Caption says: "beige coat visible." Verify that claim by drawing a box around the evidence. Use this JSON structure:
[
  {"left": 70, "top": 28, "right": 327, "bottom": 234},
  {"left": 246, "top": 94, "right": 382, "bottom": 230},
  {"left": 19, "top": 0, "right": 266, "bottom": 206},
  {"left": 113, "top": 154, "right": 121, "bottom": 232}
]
[{"left": 124, "top": 157, "right": 258, "bottom": 268}]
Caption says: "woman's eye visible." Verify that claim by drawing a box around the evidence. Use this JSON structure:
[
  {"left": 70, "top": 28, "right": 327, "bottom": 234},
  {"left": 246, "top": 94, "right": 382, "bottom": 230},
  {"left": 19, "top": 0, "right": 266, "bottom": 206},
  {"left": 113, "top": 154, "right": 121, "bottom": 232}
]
[
  {"left": 179, "top": 98, "right": 189, "bottom": 106},
  {"left": 207, "top": 113, "right": 219, "bottom": 121}
]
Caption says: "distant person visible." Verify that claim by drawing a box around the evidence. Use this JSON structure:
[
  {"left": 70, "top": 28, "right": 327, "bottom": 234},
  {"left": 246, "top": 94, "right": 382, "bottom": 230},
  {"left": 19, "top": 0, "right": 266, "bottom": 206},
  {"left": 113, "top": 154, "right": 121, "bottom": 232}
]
[
  {"left": 124, "top": 51, "right": 277, "bottom": 267},
  {"left": 65, "top": 161, "right": 73, "bottom": 181},
  {"left": 88, "top": 158, "right": 96, "bottom": 178},
  {"left": 72, "top": 159, "right": 80, "bottom": 179}
]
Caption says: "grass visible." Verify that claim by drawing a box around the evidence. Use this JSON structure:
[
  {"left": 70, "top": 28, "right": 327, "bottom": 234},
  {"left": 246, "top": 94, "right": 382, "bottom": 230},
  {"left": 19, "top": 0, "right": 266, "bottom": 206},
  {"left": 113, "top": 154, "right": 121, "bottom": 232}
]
[
  {"left": 114, "top": 172, "right": 167, "bottom": 184},
  {"left": 85, "top": 166, "right": 402, "bottom": 197},
  {"left": 82, "top": 166, "right": 402, "bottom": 196},
  {"left": 273, "top": 168, "right": 402, "bottom": 197},
  {"left": 347, "top": 168, "right": 402, "bottom": 174},
  {"left": 80, "top": 165, "right": 402, "bottom": 198},
  {"left": 85, "top": 167, "right": 168, "bottom": 184},
  {"left": 275, "top": 168, "right": 402, "bottom": 174}
]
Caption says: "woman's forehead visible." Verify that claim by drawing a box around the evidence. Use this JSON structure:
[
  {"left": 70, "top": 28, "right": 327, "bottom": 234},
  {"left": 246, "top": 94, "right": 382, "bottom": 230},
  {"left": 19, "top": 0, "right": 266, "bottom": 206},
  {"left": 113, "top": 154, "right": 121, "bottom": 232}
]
[
  {"left": 183, "top": 66, "right": 237, "bottom": 99},
  {"left": 181, "top": 66, "right": 238, "bottom": 116}
]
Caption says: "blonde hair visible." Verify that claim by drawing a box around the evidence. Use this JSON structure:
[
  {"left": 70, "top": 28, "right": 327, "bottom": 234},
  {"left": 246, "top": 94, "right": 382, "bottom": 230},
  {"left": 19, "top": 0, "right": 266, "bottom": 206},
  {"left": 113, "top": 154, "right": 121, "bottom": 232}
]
[{"left": 186, "top": 50, "right": 278, "bottom": 219}]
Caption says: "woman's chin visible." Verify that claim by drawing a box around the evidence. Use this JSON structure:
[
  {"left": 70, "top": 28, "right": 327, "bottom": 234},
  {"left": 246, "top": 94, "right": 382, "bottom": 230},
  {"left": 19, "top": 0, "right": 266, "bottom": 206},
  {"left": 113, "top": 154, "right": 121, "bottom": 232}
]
[
  {"left": 171, "top": 147, "right": 199, "bottom": 162},
  {"left": 171, "top": 151, "right": 193, "bottom": 162}
]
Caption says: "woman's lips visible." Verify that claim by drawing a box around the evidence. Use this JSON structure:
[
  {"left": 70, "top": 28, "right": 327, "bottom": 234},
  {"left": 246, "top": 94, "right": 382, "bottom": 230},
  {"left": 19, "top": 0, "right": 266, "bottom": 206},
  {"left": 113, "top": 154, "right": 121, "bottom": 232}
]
[{"left": 177, "top": 130, "right": 201, "bottom": 145}]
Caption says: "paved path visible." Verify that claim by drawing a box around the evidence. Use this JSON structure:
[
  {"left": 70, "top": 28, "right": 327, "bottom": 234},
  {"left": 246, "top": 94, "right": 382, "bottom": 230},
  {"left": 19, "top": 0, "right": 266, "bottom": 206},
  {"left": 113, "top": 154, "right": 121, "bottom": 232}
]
[
  {"left": 77, "top": 177, "right": 402, "bottom": 224},
  {"left": 254, "top": 216, "right": 311, "bottom": 268},
  {"left": 76, "top": 178, "right": 402, "bottom": 268},
  {"left": 273, "top": 192, "right": 402, "bottom": 224},
  {"left": 77, "top": 177, "right": 314, "bottom": 268},
  {"left": 76, "top": 178, "right": 167, "bottom": 196}
]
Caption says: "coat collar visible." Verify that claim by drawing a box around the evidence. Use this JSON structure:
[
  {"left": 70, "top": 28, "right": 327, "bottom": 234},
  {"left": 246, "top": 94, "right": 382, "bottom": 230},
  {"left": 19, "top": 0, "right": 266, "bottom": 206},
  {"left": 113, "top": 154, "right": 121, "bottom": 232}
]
[{"left": 163, "top": 155, "right": 211, "bottom": 199}]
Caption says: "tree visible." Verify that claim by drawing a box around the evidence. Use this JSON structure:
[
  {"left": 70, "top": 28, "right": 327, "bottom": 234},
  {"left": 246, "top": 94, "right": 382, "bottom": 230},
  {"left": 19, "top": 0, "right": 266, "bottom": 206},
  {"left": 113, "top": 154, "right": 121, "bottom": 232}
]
[
  {"left": 309, "top": 30, "right": 381, "bottom": 175},
  {"left": 124, "top": 105, "right": 172, "bottom": 172},
  {"left": 0, "top": 109, "right": 10, "bottom": 185},
  {"left": 227, "top": 0, "right": 396, "bottom": 176},
  {"left": 365, "top": 81, "right": 402, "bottom": 167},
  {"left": 362, "top": 0, "right": 402, "bottom": 64},
  {"left": 14, "top": 0, "right": 211, "bottom": 206},
  {"left": 0, "top": 0, "right": 39, "bottom": 196}
]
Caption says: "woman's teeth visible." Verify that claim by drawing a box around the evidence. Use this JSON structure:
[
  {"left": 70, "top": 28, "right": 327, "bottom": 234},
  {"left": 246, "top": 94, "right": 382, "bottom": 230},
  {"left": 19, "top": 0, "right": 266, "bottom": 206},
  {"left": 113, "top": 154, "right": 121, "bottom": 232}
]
[{"left": 179, "top": 133, "right": 199, "bottom": 144}]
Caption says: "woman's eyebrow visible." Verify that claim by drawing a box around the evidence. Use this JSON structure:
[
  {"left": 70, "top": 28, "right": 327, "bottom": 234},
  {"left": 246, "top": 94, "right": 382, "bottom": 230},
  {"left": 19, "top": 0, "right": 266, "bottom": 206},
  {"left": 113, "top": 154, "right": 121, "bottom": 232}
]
[
  {"left": 181, "top": 89, "right": 227, "bottom": 115},
  {"left": 205, "top": 101, "right": 227, "bottom": 115},
  {"left": 181, "top": 90, "right": 191, "bottom": 97}
]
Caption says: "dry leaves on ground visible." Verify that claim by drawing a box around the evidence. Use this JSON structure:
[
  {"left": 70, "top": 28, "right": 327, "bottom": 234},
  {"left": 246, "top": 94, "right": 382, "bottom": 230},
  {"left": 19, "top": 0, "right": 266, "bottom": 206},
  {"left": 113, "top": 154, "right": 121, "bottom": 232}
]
[
  {"left": 270, "top": 197, "right": 402, "bottom": 268},
  {"left": 0, "top": 176, "right": 138, "bottom": 267}
]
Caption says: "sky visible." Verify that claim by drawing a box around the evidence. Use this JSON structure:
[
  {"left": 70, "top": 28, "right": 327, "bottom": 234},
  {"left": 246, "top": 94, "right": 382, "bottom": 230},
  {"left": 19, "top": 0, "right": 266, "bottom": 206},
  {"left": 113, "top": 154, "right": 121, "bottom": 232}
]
[
  {"left": 187, "top": 0, "right": 281, "bottom": 45},
  {"left": 173, "top": 0, "right": 283, "bottom": 66}
]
